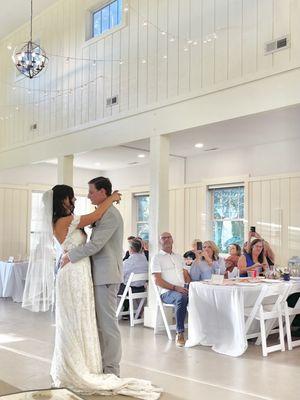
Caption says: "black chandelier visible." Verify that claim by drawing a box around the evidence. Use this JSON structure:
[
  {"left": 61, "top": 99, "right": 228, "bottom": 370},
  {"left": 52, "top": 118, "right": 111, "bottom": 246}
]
[{"left": 12, "top": 0, "right": 48, "bottom": 78}]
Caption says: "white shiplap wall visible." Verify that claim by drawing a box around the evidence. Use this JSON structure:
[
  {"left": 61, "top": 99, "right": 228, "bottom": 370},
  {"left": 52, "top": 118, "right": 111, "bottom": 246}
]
[
  {"left": 1, "top": 172, "right": 300, "bottom": 264},
  {"left": 0, "top": 0, "right": 298, "bottom": 151}
]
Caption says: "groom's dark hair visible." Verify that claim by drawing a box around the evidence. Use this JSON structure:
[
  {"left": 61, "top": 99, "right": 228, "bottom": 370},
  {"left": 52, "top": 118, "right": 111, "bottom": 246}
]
[{"left": 88, "top": 176, "right": 112, "bottom": 196}]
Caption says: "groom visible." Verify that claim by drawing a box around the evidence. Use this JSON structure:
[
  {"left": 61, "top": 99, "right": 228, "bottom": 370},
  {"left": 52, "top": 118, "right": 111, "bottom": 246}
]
[{"left": 61, "top": 176, "right": 123, "bottom": 376}]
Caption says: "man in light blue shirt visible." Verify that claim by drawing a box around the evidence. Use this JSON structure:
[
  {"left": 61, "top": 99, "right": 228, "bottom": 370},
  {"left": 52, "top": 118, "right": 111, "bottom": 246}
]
[{"left": 118, "top": 239, "right": 148, "bottom": 313}]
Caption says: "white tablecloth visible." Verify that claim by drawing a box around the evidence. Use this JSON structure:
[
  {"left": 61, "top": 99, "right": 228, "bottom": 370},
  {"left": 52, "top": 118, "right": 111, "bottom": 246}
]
[
  {"left": 185, "top": 280, "right": 300, "bottom": 357},
  {"left": 0, "top": 261, "right": 28, "bottom": 302}
]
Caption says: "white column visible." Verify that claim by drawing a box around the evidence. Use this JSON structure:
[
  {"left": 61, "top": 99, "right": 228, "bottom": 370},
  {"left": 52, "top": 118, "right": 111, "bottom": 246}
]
[
  {"left": 57, "top": 155, "right": 74, "bottom": 186},
  {"left": 144, "top": 135, "right": 169, "bottom": 328}
]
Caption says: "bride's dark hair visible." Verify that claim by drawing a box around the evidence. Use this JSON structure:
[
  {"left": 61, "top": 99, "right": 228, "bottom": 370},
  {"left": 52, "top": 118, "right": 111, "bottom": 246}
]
[{"left": 52, "top": 184, "right": 75, "bottom": 224}]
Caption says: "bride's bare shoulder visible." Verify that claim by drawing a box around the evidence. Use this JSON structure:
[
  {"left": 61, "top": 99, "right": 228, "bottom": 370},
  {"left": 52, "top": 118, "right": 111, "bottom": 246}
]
[{"left": 53, "top": 216, "right": 74, "bottom": 232}]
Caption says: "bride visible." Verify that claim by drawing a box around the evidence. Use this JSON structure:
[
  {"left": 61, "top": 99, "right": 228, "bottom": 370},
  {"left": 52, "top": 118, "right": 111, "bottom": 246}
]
[{"left": 22, "top": 185, "right": 161, "bottom": 400}]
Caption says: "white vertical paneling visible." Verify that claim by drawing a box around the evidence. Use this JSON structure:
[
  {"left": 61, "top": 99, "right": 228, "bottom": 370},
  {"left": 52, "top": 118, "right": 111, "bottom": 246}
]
[
  {"left": 88, "top": 44, "right": 97, "bottom": 121},
  {"left": 242, "top": 0, "right": 258, "bottom": 76},
  {"left": 147, "top": 0, "right": 158, "bottom": 104},
  {"left": 104, "top": 36, "right": 113, "bottom": 118},
  {"left": 257, "top": 0, "right": 273, "bottom": 72},
  {"left": 273, "top": 0, "right": 290, "bottom": 68},
  {"left": 178, "top": 0, "right": 190, "bottom": 94},
  {"left": 270, "top": 179, "right": 281, "bottom": 263},
  {"left": 190, "top": 0, "right": 202, "bottom": 92},
  {"left": 128, "top": 0, "right": 139, "bottom": 110},
  {"left": 167, "top": 0, "right": 179, "bottom": 98},
  {"left": 0, "top": 0, "right": 298, "bottom": 150},
  {"left": 228, "top": 0, "right": 242, "bottom": 79},
  {"left": 289, "top": 177, "right": 300, "bottom": 259},
  {"left": 202, "top": 0, "right": 215, "bottom": 87},
  {"left": 137, "top": 0, "right": 148, "bottom": 108},
  {"left": 290, "top": 0, "right": 300, "bottom": 64},
  {"left": 260, "top": 180, "right": 271, "bottom": 242},
  {"left": 96, "top": 40, "right": 105, "bottom": 120},
  {"left": 112, "top": 31, "right": 121, "bottom": 116},
  {"left": 215, "top": 0, "right": 229, "bottom": 83},
  {"left": 119, "top": 16, "right": 130, "bottom": 113},
  {"left": 249, "top": 180, "right": 261, "bottom": 228},
  {"left": 156, "top": 0, "right": 168, "bottom": 101},
  {"left": 280, "top": 178, "right": 290, "bottom": 263}
]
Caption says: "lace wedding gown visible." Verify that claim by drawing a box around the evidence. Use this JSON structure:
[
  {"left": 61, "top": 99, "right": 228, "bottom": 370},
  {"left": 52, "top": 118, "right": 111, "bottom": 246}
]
[{"left": 50, "top": 216, "right": 161, "bottom": 400}]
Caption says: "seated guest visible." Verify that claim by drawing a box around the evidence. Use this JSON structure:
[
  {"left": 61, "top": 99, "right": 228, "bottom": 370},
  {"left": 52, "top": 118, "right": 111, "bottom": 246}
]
[
  {"left": 225, "top": 244, "right": 241, "bottom": 273},
  {"left": 183, "top": 250, "right": 196, "bottom": 269},
  {"left": 152, "top": 232, "right": 191, "bottom": 347},
  {"left": 118, "top": 239, "right": 148, "bottom": 314},
  {"left": 238, "top": 238, "right": 268, "bottom": 277},
  {"left": 136, "top": 236, "right": 149, "bottom": 261},
  {"left": 186, "top": 241, "right": 225, "bottom": 281},
  {"left": 252, "top": 231, "right": 275, "bottom": 266},
  {"left": 123, "top": 235, "right": 136, "bottom": 261},
  {"left": 244, "top": 230, "right": 275, "bottom": 266}
]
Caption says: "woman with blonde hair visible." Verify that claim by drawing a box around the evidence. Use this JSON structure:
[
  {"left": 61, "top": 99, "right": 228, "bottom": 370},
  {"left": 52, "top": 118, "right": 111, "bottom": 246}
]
[{"left": 185, "top": 240, "right": 225, "bottom": 281}]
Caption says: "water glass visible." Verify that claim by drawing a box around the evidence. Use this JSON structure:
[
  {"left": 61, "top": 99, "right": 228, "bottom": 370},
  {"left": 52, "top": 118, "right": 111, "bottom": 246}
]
[{"left": 215, "top": 268, "right": 221, "bottom": 275}]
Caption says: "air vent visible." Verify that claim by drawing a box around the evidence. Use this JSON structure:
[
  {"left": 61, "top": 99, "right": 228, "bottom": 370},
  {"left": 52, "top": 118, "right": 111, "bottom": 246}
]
[
  {"left": 106, "top": 95, "right": 118, "bottom": 107},
  {"left": 204, "top": 147, "right": 219, "bottom": 152},
  {"left": 30, "top": 123, "right": 38, "bottom": 130},
  {"left": 265, "top": 35, "right": 289, "bottom": 55},
  {"left": 128, "top": 161, "right": 138, "bottom": 165}
]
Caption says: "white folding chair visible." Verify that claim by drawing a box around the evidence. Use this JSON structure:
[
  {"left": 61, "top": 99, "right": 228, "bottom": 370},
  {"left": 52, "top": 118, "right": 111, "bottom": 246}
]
[
  {"left": 116, "top": 272, "right": 148, "bottom": 327},
  {"left": 244, "top": 283, "right": 288, "bottom": 357},
  {"left": 284, "top": 286, "right": 300, "bottom": 350},
  {"left": 151, "top": 275, "right": 189, "bottom": 340},
  {"left": 152, "top": 275, "right": 175, "bottom": 340}
]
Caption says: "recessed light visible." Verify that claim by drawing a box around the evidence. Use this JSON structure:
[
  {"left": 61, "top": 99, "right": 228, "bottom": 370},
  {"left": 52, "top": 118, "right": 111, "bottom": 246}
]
[
  {"left": 194, "top": 143, "right": 204, "bottom": 148},
  {"left": 137, "top": 154, "right": 146, "bottom": 158},
  {"left": 94, "top": 162, "right": 101, "bottom": 167}
]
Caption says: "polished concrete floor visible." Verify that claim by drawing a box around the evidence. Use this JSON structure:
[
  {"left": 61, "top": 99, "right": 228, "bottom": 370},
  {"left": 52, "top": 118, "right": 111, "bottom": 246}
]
[{"left": 0, "top": 299, "right": 299, "bottom": 400}]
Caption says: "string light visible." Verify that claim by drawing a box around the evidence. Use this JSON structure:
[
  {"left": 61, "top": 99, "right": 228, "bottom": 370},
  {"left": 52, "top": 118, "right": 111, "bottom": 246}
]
[{"left": 1, "top": 3, "right": 220, "bottom": 116}]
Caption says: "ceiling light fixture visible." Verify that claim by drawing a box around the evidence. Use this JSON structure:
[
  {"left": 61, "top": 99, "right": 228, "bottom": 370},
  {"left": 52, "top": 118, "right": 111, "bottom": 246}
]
[
  {"left": 137, "top": 154, "right": 146, "bottom": 158},
  {"left": 194, "top": 143, "right": 204, "bottom": 148},
  {"left": 12, "top": 0, "right": 48, "bottom": 78}
]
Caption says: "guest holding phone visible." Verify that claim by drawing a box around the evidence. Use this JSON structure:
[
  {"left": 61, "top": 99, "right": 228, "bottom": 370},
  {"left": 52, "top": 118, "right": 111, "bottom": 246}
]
[
  {"left": 238, "top": 238, "right": 269, "bottom": 277},
  {"left": 185, "top": 240, "right": 225, "bottom": 281},
  {"left": 244, "top": 227, "right": 275, "bottom": 266}
]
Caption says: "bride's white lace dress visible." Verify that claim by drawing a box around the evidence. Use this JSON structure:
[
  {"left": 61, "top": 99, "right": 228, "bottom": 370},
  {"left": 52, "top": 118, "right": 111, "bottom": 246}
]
[{"left": 50, "top": 216, "right": 161, "bottom": 400}]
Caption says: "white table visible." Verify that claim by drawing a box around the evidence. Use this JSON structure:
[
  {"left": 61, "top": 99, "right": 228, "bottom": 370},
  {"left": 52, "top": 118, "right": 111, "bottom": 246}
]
[
  {"left": 185, "top": 280, "right": 300, "bottom": 357},
  {"left": 0, "top": 261, "right": 28, "bottom": 302}
]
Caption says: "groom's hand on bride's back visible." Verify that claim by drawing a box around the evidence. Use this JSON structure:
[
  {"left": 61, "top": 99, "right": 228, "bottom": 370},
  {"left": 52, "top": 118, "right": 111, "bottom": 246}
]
[{"left": 60, "top": 253, "right": 70, "bottom": 268}]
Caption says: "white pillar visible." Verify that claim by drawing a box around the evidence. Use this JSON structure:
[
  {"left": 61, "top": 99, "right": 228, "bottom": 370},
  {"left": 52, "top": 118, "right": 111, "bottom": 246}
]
[
  {"left": 57, "top": 155, "right": 74, "bottom": 186},
  {"left": 144, "top": 135, "right": 169, "bottom": 328}
]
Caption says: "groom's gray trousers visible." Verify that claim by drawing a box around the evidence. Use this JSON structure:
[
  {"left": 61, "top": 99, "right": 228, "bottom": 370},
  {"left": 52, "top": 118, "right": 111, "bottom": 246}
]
[
  {"left": 68, "top": 205, "right": 124, "bottom": 377},
  {"left": 94, "top": 283, "right": 122, "bottom": 376}
]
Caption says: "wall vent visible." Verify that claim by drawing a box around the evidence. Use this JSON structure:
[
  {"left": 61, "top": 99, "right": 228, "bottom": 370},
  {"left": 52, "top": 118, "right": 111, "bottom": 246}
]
[
  {"left": 106, "top": 95, "right": 118, "bottom": 107},
  {"left": 128, "top": 161, "right": 138, "bottom": 165},
  {"left": 30, "top": 123, "right": 38, "bottom": 130},
  {"left": 265, "top": 35, "right": 289, "bottom": 55}
]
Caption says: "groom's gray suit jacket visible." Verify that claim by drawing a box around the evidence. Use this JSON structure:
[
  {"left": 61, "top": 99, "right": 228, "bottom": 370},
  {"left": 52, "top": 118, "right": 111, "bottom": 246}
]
[{"left": 68, "top": 205, "right": 123, "bottom": 285}]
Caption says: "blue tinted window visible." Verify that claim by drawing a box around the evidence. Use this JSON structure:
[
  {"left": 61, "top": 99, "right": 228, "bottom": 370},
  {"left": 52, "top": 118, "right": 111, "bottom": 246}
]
[
  {"left": 212, "top": 187, "right": 244, "bottom": 253},
  {"left": 101, "top": 5, "right": 110, "bottom": 33},
  {"left": 93, "top": 10, "right": 102, "bottom": 37},
  {"left": 92, "top": 0, "right": 122, "bottom": 38}
]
